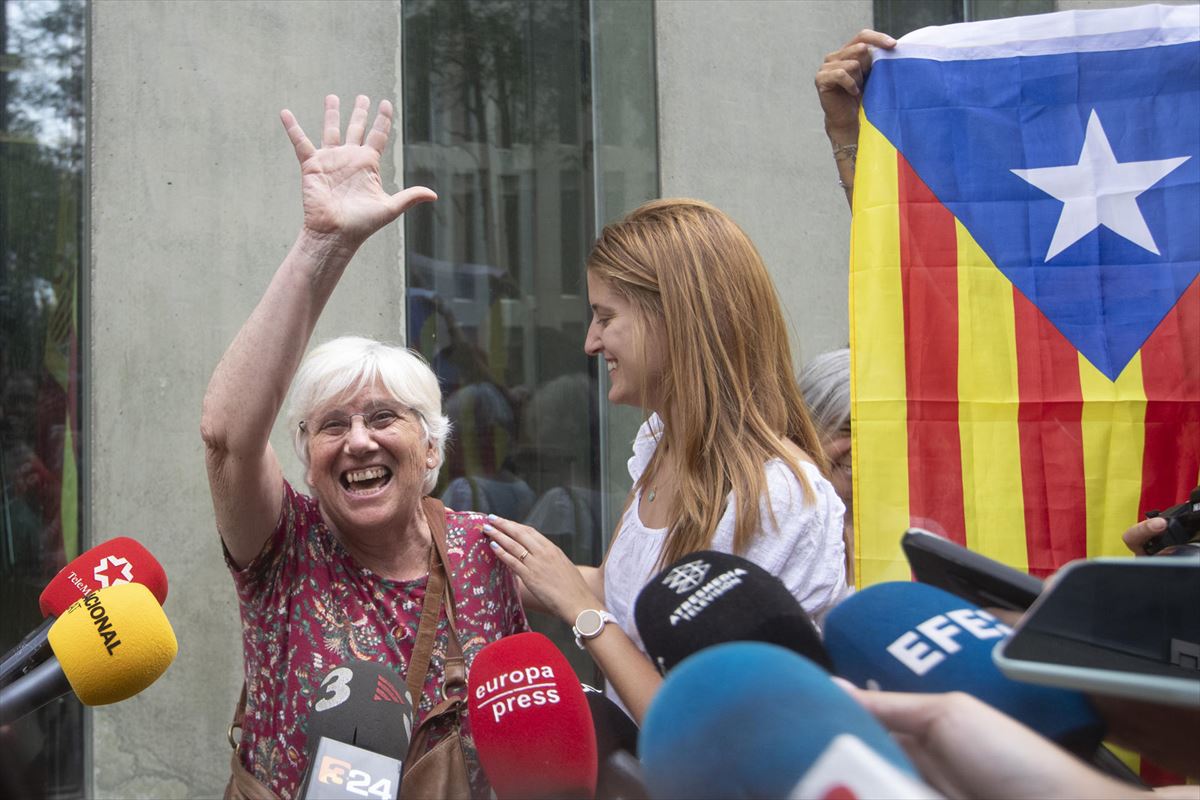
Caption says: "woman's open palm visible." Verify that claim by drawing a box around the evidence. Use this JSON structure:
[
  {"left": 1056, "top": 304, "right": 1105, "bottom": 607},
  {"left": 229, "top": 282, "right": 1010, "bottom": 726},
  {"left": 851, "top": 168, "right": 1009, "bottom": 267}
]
[{"left": 280, "top": 94, "right": 435, "bottom": 246}]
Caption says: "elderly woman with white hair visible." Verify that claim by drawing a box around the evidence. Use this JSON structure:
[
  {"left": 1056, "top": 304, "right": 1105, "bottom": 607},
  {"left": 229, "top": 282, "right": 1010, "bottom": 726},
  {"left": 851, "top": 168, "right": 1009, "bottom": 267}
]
[
  {"left": 202, "top": 94, "right": 526, "bottom": 800},
  {"left": 798, "top": 348, "right": 854, "bottom": 582}
]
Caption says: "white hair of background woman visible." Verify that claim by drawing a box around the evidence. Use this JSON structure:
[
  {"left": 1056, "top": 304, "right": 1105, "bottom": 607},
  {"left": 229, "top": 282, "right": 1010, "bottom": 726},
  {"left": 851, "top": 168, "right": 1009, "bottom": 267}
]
[
  {"left": 797, "top": 347, "right": 850, "bottom": 438},
  {"left": 287, "top": 336, "right": 450, "bottom": 494}
]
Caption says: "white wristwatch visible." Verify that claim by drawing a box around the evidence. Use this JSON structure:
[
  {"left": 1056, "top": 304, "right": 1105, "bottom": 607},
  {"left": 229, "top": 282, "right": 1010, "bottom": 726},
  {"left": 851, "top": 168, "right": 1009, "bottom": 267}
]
[{"left": 572, "top": 609, "right": 616, "bottom": 650}]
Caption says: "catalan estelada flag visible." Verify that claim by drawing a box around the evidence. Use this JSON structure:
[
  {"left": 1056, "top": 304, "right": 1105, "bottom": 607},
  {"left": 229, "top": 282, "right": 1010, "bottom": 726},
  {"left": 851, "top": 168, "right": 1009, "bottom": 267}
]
[{"left": 850, "top": 4, "right": 1200, "bottom": 589}]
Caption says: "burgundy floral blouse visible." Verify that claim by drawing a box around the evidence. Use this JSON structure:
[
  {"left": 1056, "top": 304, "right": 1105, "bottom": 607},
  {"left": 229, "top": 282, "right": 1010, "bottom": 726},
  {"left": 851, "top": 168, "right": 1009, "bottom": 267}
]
[{"left": 226, "top": 480, "right": 528, "bottom": 799}]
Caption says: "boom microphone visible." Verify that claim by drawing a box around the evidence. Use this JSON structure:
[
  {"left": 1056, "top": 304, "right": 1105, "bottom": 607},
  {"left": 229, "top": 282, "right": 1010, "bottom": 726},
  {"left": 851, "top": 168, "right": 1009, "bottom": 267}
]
[
  {"left": 639, "top": 642, "right": 935, "bottom": 799},
  {"left": 297, "top": 661, "right": 413, "bottom": 800},
  {"left": 1, "top": 536, "right": 168, "bottom": 689},
  {"left": 0, "top": 582, "right": 178, "bottom": 724},
  {"left": 823, "top": 581, "right": 1104, "bottom": 755},
  {"left": 634, "top": 550, "right": 831, "bottom": 675},
  {"left": 468, "top": 632, "right": 597, "bottom": 800}
]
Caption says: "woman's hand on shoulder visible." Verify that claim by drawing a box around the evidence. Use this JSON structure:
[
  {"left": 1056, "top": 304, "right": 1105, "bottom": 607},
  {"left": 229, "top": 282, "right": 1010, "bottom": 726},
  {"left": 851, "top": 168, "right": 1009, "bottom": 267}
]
[
  {"left": 280, "top": 94, "right": 436, "bottom": 250},
  {"left": 483, "top": 515, "right": 600, "bottom": 624}
]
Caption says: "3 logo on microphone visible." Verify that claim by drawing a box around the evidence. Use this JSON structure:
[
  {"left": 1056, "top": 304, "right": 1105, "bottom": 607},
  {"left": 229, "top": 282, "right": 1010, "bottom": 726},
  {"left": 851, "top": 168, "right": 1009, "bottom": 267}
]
[{"left": 474, "top": 665, "right": 562, "bottom": 723}]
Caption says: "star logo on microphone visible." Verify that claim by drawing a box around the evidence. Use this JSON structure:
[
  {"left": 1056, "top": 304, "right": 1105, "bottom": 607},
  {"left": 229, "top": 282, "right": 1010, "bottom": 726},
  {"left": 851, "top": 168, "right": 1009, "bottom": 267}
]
[
  {"left": 93, "top": 555, "right": 133, "bottom": 588},
  {"left": 662, "top": 560, "right": 710, "bottom": 594}
]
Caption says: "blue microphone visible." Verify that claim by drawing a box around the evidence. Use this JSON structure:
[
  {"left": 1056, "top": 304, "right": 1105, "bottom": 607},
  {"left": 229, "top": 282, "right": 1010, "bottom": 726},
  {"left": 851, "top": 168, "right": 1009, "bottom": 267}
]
[
  {"left": 639, "top": 642, "right": 932, "bottom": 799},
  {"left": 823, "top": 581, "right": 1104, "bottom": 755}
]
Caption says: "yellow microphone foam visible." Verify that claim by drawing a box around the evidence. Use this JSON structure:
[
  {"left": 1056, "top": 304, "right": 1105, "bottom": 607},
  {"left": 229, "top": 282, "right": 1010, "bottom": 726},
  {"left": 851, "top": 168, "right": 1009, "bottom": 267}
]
[{"left": 47, "top": 582, "right": 178, "bottom": 706}]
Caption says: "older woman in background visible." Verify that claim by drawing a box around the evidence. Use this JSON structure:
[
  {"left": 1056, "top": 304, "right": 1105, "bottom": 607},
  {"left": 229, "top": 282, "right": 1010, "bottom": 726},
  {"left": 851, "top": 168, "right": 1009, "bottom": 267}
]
[
  {"left": 798, "top": 348, "right": 854, "bottom": 583},
  {"left": 203, "top": 95, "right": 526, "bottom": 800}
]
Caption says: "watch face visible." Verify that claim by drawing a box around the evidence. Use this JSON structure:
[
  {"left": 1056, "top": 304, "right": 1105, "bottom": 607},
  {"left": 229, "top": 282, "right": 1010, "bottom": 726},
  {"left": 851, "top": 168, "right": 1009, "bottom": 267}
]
[{"left": 577, "top": 609, "right": 603, "bottom": 637}]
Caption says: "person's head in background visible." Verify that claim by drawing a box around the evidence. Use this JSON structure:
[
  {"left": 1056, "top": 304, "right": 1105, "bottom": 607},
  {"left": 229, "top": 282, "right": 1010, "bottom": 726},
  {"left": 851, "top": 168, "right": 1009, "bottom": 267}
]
[
  {"left": 584, "top": 198, "right": 829, "bottom": 567},
  {"left": 798, "top": 348, "right": 853, "bottom": 577}
]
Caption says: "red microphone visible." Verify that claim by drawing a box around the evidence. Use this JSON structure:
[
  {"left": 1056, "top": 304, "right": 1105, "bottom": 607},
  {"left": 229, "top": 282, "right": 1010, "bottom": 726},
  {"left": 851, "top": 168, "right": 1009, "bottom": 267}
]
[
  {"left": 1, "top": 537, "right": 168, "bottom": 688},
  {"left": 39, "top": 536, "right": 168, "bottom": 615},
  {"left": 468, "top": 632, "right": 598, "bottom": 800}
]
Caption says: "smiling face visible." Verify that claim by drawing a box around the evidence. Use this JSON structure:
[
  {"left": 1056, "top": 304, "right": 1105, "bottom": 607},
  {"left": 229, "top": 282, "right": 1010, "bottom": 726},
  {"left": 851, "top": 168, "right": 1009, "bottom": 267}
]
[
  {"left": 584, "top": 272, "right": 667, "bottom": 411},
  {"left": 821, "top": 423, "right": 852, "bottom": 513},
  {"left": 304, "top": 380, "right": 438, "bottom": 539}
]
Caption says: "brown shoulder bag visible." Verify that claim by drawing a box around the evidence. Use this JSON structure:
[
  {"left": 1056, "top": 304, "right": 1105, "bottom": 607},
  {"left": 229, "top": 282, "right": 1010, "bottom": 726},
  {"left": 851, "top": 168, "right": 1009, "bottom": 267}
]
[{"left": 224, "top": 498, "right": 471, "bottom": 800}]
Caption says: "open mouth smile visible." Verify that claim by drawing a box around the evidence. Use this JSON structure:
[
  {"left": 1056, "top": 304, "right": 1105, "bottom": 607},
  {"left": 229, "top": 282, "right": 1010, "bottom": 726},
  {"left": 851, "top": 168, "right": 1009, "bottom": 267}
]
[{"left": 340, "top": 466, "right": 393, "bottom": 494}]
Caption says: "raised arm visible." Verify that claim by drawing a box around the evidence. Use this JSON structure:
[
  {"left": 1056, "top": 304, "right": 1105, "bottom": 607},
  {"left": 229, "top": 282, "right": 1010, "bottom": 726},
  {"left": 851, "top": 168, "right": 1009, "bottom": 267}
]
[
  {"left": 815, "top": 30, "right": 897, "bottom": 208},
  {"left": 201, "top": 94, "right": 436, "bottom": 567}
]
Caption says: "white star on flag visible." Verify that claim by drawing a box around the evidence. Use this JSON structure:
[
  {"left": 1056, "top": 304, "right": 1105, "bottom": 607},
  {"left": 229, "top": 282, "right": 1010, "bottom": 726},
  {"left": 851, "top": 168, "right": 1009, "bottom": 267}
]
[{"left": 1012, "top": 109, "right": 1189, "bottom": 262}]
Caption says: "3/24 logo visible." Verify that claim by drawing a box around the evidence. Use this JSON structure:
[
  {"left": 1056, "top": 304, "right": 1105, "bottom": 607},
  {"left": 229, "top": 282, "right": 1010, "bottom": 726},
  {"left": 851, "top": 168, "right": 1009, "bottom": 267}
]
[{"left": 316, "top": 755, "right": 393, "bottom": 800}]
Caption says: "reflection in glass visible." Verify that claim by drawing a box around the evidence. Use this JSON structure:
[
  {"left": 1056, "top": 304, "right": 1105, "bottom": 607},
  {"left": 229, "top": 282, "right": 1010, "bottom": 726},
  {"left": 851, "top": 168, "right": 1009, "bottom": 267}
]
[
  {"left": 402, "top": 0, "right": 657, "bottom": 678},
  {"left": 0, "top": 0, "right": 87, "bottom": 796},
  {"left": 874, "top": 0, "right": 1055, "bottom": 39}
]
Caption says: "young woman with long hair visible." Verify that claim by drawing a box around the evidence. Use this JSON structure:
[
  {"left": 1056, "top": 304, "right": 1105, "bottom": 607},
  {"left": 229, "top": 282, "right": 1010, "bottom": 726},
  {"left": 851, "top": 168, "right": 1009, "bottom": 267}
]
[{"left": 484, "top": 199, "right": 848, "bottom": 720}]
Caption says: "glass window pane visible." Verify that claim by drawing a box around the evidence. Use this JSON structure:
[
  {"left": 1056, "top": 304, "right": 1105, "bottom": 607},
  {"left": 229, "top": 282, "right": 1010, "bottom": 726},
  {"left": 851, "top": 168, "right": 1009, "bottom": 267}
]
[
  {"left": 0, "top": 0, "right": 87, "bottom": 796},
  {"left": 401, "top": 0, "right": 657, "bottom": 681}
]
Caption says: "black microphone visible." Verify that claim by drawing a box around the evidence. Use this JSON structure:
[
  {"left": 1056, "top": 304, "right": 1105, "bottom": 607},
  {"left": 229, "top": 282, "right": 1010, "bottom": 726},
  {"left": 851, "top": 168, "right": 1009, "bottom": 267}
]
[
  {"left": 634, "top": 550, "right": 832, "bottom": 675},
  {"left": 297, "top": 660, "right": 413, "bottom": 800},
  {"left": 581, "top": 683, "right": 641, "bottom": 799}
]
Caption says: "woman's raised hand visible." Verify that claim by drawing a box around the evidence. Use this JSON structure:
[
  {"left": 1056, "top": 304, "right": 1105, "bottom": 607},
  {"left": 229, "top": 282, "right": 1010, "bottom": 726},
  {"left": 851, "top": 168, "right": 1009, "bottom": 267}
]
[
  {"left": 279, "top": 94, "right": 436, "bottom": 248},
  {"left": 815, "top": 30, "right": 897, "bottom": 141}
]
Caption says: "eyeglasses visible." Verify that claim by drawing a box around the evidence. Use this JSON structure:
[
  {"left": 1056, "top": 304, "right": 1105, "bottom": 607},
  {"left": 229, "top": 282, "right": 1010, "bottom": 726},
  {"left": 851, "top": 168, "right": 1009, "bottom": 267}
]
[{"left": 298, "top": 408, "right": 409, "bottom": 441}]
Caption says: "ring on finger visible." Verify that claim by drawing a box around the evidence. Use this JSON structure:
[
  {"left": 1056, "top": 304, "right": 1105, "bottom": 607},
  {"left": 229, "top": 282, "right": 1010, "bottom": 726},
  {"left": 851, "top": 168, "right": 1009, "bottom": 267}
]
[{"left": 519, "top": 549, "right": 530, "bottom": 562}]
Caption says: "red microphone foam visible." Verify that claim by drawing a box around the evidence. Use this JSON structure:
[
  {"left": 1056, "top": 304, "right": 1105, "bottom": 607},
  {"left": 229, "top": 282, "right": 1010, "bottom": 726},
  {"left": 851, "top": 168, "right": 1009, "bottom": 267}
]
[
  {"left": 468, "top": 632, "right": 598, "bottom": 800},
  {"left": 39, "top": 537, "right": 168, "bottom": 617}
]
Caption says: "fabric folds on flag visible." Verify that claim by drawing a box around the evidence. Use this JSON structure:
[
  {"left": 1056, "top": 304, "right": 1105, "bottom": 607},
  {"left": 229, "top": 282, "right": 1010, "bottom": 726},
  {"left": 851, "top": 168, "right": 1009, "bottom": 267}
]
[{"left": 850, "top": 4, "right": 1200, "bottom": 589}]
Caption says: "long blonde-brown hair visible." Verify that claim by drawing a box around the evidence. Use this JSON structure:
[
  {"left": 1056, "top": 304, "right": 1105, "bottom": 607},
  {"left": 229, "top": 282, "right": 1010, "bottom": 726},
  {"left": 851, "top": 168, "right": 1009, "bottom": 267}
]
[{"left": 588, "top": 198, "right": 830, "bottom": 568}]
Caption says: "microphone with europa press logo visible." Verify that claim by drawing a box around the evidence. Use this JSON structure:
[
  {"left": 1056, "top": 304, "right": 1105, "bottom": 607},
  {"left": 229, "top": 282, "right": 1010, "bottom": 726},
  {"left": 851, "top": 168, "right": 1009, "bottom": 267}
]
[
  {"left": 0, "top": 582, "right": 178, "bottom": 724},
  {"left": 297, "top": 660, "right": 413, "bottom": 800},
  {"left": 468, "top": 632, "right": 598, "bottom": 800},
  {"left": 639, "top": 642, "right": 939, "bottom": 799},
  {"left": 822, "top": 581, "right": 1106, "bottom": 756},
  {"left": 634, "top": 550, "right": 832, "bottom": 675},
  {"left": 0, "top": 536, "right": 168, "bottom": 689}
]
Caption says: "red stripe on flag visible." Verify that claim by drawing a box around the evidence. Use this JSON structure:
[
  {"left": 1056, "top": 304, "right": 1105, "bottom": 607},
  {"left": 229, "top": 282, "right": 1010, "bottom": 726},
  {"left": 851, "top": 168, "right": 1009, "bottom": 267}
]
[
  {"left": 1138, "top": 276, "right": 1200, "bottom": 518},
  {"left": 1013, "top": 291, "right": 1087, "bottom": 577},
  {"left": 897, "top": 154, "right": 966, "bottom": 545}
]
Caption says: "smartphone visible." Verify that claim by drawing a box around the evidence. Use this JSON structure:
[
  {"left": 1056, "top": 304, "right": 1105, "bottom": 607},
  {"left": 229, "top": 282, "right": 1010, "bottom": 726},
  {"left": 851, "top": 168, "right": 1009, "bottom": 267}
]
[
  {"left": 993, "top": 554, "right": 1200, "bottom": 707},
  {"left": 901, "top": 528, "right": 1044, "bottom": 611}
]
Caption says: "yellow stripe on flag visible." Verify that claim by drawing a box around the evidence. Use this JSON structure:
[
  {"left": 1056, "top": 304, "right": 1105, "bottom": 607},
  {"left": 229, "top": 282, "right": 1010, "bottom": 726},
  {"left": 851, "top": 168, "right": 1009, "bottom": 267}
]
[
  {"left": 850, "top": 115, "right": 910, "bottom": 588},
  {"left": 1079, "top": 354, "right": 1146, "bottom": 557},
  {"left": 955, "top": 223, "right": 1028, "bottom": 569}
]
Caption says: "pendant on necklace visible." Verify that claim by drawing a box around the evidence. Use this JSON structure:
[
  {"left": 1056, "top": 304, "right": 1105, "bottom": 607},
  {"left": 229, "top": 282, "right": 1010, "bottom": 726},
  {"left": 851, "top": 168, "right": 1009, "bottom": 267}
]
[{"left": 647, "top": 488, "right": 657, "bottom": 502}]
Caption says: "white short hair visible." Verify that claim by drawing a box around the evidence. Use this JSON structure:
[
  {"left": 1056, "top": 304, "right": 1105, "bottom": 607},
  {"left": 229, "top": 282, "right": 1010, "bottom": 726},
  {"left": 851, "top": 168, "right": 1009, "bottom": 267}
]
[
  {"left": 797, "top": 348, "right": 850, "bottom": 438},
  {"left": 287, "top": 336, "right": 450, "bottom": 494}
]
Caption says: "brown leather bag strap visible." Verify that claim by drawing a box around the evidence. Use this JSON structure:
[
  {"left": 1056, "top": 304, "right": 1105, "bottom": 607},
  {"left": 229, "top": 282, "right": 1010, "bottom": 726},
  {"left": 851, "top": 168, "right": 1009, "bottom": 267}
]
[
  {"left": 228, "top": 681, "right": 247, "bottom": 749},
  {"left": 407, "top": 498, "right": 466, "bottom": 705}
]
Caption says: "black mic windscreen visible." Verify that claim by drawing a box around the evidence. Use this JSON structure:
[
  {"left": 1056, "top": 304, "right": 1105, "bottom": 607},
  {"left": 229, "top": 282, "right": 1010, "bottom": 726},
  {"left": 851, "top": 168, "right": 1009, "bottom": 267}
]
[
  {"left": 304, "top": 660, "right": 413, "bottom": 762},
  {"left": 634, "top": 550, "right": 832, "bottom": 674},
  {"left": 582, "top": 684, "right": 639, "bottom": 763}
]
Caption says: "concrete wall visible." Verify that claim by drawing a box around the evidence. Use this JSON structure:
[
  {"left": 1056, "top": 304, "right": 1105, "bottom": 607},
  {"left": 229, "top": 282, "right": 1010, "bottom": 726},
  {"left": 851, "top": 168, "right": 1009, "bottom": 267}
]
[
  {"left": 89, "top": 1, "right": 407, "bottom": 795},
  {"left": 654, "top": 0, "right": 873, "bottom": 369}
]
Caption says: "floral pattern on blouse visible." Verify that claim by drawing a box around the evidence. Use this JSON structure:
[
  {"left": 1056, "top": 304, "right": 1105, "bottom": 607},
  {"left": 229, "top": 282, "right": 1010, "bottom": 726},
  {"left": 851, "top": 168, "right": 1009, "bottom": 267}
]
[{"left": 226, "top": 480, "right": 528, "bottom": 799}]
